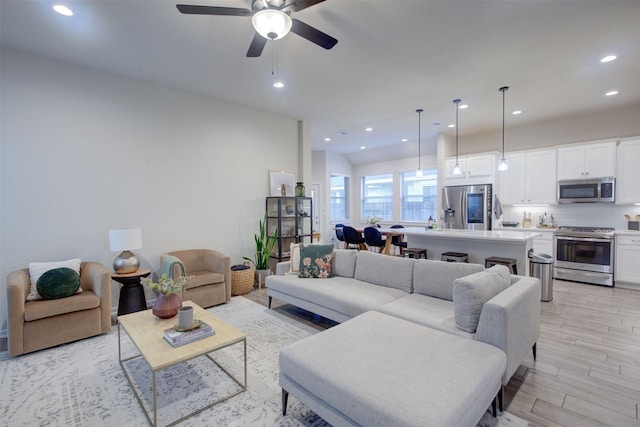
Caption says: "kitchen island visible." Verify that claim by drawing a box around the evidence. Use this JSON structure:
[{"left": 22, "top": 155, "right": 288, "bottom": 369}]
[{"left": 403, "top": 228, "right": 541, "bottom": 275}]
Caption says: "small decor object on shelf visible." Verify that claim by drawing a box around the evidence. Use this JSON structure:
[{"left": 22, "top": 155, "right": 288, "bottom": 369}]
[
  {"left": 141, "top": 273, "right": 190, "bottom": 319},
  {"left": 366, "top": 215, "right": 383, "bottom": 225},
  {"left": 163, "top": 320, "right": 215, "bottom": 347},
  {"left": 295, "top": 182, "right": 305, "bottom": 197}
]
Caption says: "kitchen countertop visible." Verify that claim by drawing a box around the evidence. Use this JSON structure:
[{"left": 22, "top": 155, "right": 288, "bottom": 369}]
[
  {"left": 616, "top": 229, "right": 640, "bottom": 236},
  {"left": 403, "top": 227, "right": 541, "bottom": 242},
  {"left": 494, "top": 226, "right": 556, "bottom": 233}
]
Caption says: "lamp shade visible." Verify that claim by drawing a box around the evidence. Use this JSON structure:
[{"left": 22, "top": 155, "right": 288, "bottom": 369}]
[
  {"left": 108, "top": 227, "right": 143, "bottom": 252},
  {"left": 251, "top": 9, "right": 292, "bottom": 40}
]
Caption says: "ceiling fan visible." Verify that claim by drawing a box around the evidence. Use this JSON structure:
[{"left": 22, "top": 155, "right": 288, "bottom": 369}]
[{"left": 176, "top": 0, "right": 338, "bottom": 57}]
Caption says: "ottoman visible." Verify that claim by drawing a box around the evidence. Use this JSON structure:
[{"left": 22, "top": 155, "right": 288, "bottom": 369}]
[{"left": 279, "top": 311, "right": 507, "bottom": 427}]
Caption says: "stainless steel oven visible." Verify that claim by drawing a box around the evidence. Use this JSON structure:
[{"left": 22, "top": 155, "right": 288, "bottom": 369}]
[{"left": 553, "top": 226, "right": 615, "bottom": 286}]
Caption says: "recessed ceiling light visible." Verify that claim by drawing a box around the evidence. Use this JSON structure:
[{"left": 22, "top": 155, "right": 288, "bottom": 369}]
[
  {"left": 605, "top": 90, "right": 619, "bottom": 96},
  {"left": 401, "top": 138, "right": 408, "bottom": 142},
  {"left": 365, "top": 127, "right": 373, "bottom": 132},
  {"left": 448, "top": 124, "right": 456, "bottom": 128},
  {"left": 600, "top": 55, "right": 617, "bottom": 63},
  {"left": 338, "top": 131, "right": 348, "bottom": 135},
  {"left": 53, "top": 4, "right": 73, "bottom": 16},
  {"left": 360, "top": 146, "right": 366, "bottom": 150},
  {"left": 324, "top": 137, "right": 331, "bottom": 142},
  {"left": 459, "top": 104, "right": 468, "bottom": 109},
  {"left": 273, "top": 81, "right": 284, "bottom": 88},
  {"left": 512, "top": 110, "right": 522, "bottom": 115},
  {"left": 432, "top": 122, "right": 441, "bottom": 126}
]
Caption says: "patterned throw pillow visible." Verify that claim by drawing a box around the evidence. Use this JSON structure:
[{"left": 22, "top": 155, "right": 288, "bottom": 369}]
[{"left": 298, "top": 245, "right": 334, "bottom": 278}]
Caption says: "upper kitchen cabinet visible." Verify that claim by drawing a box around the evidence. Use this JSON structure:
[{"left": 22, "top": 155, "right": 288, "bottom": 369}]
[
  {"left": 499, "top": 149, "right": 557, "bottom": 205},
  {"left": 445, "top": 153, "right": 496, "bottom": 185},
  {"left": 616, "top": 138, "right": 640, "bottom": 204},
  {"left": 556, "top": 140, "right": 616, "bottom": 180}
]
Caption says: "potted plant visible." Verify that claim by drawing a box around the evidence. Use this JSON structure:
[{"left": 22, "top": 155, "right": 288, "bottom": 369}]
[
  {"left": 243, "top": 213, "right": 278, "bottom": 286},
  {"left": 141, "top": 274, "right": 190, "bottom": 319}
]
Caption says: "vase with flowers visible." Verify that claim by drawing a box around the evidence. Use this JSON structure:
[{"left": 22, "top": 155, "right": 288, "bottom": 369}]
[
  {"left": 366, "top": 215, "right": 383, "bottom": 226},
  {"left": 141, "top": 274, "right": 190, "bottom": 319}
]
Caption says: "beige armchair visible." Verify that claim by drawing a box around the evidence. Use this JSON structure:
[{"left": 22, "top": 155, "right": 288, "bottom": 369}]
[
  {"left": 160, "top": 249, "right": 231, "bottom": 308},
  {"left": 7, "top": 262, "right": 111, "bottom": 356}
]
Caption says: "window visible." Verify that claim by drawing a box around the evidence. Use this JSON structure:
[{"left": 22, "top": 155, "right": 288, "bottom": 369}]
[
  {"left": 401, "top": 169, "right": 437, "bottom": 222},
  {"left": 330, "top": 175, "right": 350, "bottom": 221},
  {"left": 361, "top": 173, "right": 393, "bottom": 221}
]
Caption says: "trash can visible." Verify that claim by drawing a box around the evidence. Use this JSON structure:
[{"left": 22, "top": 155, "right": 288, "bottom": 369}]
[{"left": 528, "top": 249, "right": 554, "bottom": 302}]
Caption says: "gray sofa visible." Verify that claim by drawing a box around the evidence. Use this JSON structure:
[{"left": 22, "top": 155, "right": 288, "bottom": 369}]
[{"left": 266, "top": 249, "right": 541, "bottom": 385}]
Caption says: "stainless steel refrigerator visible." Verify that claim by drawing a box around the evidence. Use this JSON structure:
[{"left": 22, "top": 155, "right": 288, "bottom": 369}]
[{"left": 442, "top": 184, "right": 492, "bottom": 230}]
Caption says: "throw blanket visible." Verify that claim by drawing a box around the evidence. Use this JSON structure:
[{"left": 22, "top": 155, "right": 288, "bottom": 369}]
[{"left": 160, "top": 255, "right": 186, "bottom": 278}]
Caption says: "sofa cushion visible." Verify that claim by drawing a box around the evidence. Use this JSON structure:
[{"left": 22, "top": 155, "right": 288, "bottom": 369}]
[
  {"left": 36, "top": 267, "right": 81, "bottom": 300},
  {"left": 412, "top": 259, "right": 484, "bottom": 301},
  {"left": 24, "top": 291, "right": 101, "bottom": 322},
  {"left": 375, "top": 293, "right": 474, "bottom": 339},
  {"left": 454, "top": 265, "right": 512, "bottom": 333},
  {"left": 266, "top": 274, "right": 407, "bottom": 319},
  {"left": 332, "top": 249, "right": 358, "bottom": 278},
  {"left": 183, "top": 271, "right": 224, "bottom": 290},
  {"left": 354, "top": 250, "right": 414, "bottom": 293},
  {"left": 28, "top": 258, "right": 82, "bottom": 301},
  {"left": 299, "top": 245, "right": 334, "bottom": 278}
]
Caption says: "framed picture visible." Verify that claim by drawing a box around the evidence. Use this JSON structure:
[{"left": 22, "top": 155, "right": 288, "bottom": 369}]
[{"left": 269, "top": 170, "right": 295, "bottom": 197}]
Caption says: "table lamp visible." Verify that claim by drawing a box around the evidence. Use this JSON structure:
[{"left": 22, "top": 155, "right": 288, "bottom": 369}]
[{"left": 108, "top": 227, "right": 143, "bottom": 274}]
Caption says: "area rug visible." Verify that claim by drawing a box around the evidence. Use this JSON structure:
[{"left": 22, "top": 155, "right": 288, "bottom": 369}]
[{"left": 0, "top": 297, "right": 527, "bottom": 426}]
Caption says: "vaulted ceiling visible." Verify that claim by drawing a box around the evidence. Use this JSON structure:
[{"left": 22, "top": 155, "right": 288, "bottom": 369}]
[{"left": 2, "top": 0, "right": 639, "bottom": 164}]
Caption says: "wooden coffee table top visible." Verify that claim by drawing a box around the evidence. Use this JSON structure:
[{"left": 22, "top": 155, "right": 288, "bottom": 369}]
[{"left": 118, "top": 300, "right": 246, "bottom": 370}]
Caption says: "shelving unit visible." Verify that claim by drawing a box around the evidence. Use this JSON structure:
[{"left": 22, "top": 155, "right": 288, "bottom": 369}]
[{"left": 266, "top": 197, "right": 313, "bottom": 262}]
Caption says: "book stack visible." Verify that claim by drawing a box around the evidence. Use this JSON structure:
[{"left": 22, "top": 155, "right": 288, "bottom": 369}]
[{"left": 163, "top": 321, "right": 215, "bottom": 347}]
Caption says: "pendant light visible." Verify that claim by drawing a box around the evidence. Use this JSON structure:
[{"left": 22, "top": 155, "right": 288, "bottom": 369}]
[
  {"left": 452, "top": 99, "right": 462, "bottom": 176},
  {"left": 498, "top": 86, "right": 509, "bottom": 172},
  {"left": 416, "top": 108, "right": 424, "bottom": 177}
]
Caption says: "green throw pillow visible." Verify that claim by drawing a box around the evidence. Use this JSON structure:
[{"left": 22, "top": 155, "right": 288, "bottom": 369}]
[
  {"left": 36, "top": 267, "right": 81, "bottom": 300},
  {"left": 298, "top": 245, "right": 334, "bottom": 278}
]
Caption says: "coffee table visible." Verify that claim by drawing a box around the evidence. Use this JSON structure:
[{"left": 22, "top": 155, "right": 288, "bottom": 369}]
[{"left": 118, "top": 300, "right": 246, "bottom": 427}]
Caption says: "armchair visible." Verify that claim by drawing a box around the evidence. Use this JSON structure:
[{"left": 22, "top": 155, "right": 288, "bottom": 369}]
[
  {"left": 160, "top": 249, "right": 231, "bottom": 308},
  {"left": 7, "top": 261, "right": 111, "bottom": 356}
]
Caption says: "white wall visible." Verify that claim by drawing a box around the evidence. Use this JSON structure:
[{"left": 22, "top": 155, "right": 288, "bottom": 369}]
[{"left": 0, "top": 48, "right": 299, "bottom": 332}]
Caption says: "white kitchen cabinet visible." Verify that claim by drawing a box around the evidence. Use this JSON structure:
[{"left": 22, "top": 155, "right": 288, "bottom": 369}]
[
  {"left": 616, "top": 138, "right": 640, "bottom": 204},
  {"left": 557, "top": 140, "right": 616, "bottom": 180},
  {"left": 499, "top": 149, "right": 556, "bottom": 205},
  {"left": 445, "top": 153, "right": 496, "bottom": 185},
  {"left": 532, "top": 231, "right": 554, "bottom": 256},
  {"left": 615, "top": 234, "right": 640, "bottom": 286}
]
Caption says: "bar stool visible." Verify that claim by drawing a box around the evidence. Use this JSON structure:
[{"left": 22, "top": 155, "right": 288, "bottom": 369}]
[
  {"left": 485, "top": 257, "right": 518, "bottom": 274},
  {"left": 441, "top": 252, "right": 469, "bottom": 263},
  {"left": 404, "top": 248, "right": 427, "bottom": 259}
]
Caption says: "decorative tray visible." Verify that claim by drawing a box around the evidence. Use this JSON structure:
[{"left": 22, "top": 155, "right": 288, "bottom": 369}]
[
  {"left": 174, "top": 319, "right": 202, "bottom": 332},
  {"left": 502, "top": 221, "right": 519, "bottom": 227}
]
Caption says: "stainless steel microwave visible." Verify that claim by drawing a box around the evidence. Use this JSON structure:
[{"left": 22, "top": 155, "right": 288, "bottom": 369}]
[{"left": 557, "top": 177, "right": 615, "bottom": 203}]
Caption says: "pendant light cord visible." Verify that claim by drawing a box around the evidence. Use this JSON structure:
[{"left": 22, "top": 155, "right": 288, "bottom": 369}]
[
  {"left": 416, "top": 108, "right": 423, "bottom": 171},
  {"left": 453, "top": 99, "right": 461, "bottom": 162},
  {"left": 500, "top": 86, "right": 509, "bottom": 160}
]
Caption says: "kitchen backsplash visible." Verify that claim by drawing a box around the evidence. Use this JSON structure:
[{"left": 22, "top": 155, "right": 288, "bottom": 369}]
[{"left": 500, "top": 204, "right": 640, "bottom": 230}]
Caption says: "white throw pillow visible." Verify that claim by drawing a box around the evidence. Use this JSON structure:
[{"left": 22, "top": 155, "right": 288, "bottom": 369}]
[
  {"left": 28, "top": 258, "right": 82, "bottom": 301},
  {"left": 289, "top": 243, "right": 302, "bottom": 273}
]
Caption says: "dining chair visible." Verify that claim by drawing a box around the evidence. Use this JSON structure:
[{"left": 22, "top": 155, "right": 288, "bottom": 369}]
[
  {"left": 342, "top": 226, "right": 367, "bottom": 250},
  {"left": 335, "top": 224, "right": 346, "bottom": 248},
  {"left": 363, "top": 227, "right": 387, "bottom": 254},
  {"left": 390, "top": 224, "right": 407, "bottom": 255}
]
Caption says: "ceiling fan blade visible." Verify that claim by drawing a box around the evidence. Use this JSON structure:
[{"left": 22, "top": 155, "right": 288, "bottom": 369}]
[
  {"left": 287, "top": 0, "right": 325, "bottom": 12},
  {"left": 246, "top": 32, "right": 268, "bottom": 57},
  {"left": 176, "top": 4, "right": 253, "bottom": 16},
  {"left": 290, "top": 18, "right": 337, "bottom": 50}
]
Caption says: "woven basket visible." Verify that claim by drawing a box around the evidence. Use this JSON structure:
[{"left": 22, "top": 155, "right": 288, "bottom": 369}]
[{"left": 231, "top": 262, "right": 254, "bottom": 296}]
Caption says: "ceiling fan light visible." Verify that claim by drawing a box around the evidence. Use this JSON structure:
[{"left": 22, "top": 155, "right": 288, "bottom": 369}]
[{"left": 252, "top": 9, "right": 292, "bottom": 40}]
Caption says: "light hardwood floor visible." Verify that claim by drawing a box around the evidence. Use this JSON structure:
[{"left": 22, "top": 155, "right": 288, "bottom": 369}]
[{"left": 245, "top": 279, "right": 640, "bottom": 427}]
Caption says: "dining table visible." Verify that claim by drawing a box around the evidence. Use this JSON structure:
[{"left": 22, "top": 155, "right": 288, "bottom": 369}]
[{"left": 337, "top": 226, "right": 404, "bottom": 255}]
